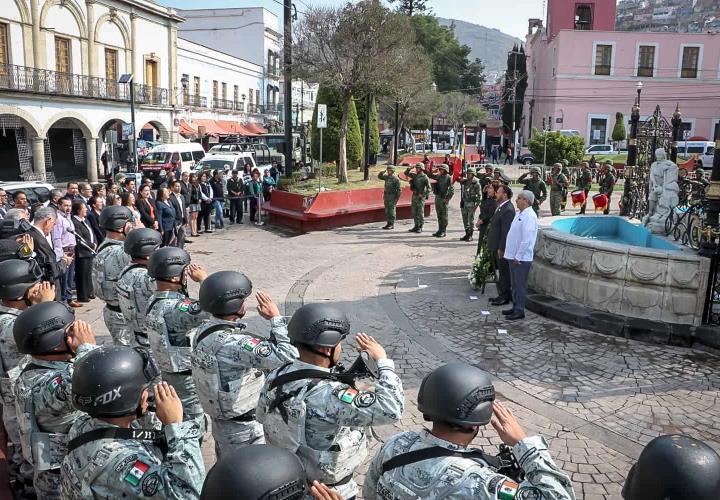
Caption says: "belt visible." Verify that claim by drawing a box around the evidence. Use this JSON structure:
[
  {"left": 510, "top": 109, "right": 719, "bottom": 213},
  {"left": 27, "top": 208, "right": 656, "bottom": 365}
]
[
  {"left": 134, "top": 331, "right": 148, "bottom": 338},
  {"left": 326, "top": 474, "right": 353, "bottom": 488},
  {"left": 174, "top": 370, "right": 192, "bottom": 375},
  {"left": 105, "top": 303, "right": 121, "bottom": 313},
  {"left": 230, "top": 409, "right": 256, "bottom": 422}
]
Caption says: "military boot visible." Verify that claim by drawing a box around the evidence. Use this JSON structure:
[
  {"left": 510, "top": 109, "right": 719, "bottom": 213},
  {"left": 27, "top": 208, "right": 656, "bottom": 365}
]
[
  {"left": 466, "top": 230, "right": 474, "bottom": 242},
  {"left": 459, "top": 231, "right": 470, "bottom": 241},
  {"left": 408, "top": 226, "right": 418, "bottom": 233},
  {"left": 382, "top": 224, "right": 391, "bottom": 229}
]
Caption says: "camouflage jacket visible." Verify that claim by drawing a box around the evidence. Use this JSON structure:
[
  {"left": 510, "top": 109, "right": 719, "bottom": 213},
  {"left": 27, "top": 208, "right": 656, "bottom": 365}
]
[
  {"left": 549, "top": 173, "right": 568, "bottom": 192},
  {"left": 91, "top": 238, "right": 131, "bottom": 306},
  {"left": 599, "top": 172, "right": 616, "bottom": 195},
  {"left": 405, "top": 170, "right": 431, "bottom": 198},
  {"left": 428, "top": 172, "right": 455, "bottom": 199},
  {"left": 459, "top": 178, "right": 482, "bottom": 205},
  {"left": 116, "top": 264, "right": 155, "bottom": 338},
  {"left": 0, "top": 305, "right": 22, "bottom": 378},
  {"left": 521, "top": 178, "right": 548, "bottom": 204},
  {"left": 576, "top": 170, "right": 593, "bottom": 191},
  {"left": 378, "top": 172, "right": 402, "bottom": 200}
]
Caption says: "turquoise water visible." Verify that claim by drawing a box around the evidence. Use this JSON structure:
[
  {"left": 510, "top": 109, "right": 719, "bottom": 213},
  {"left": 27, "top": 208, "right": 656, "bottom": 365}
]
[{"left": 552, "top": 216, "right": 680, "bottom": 251}]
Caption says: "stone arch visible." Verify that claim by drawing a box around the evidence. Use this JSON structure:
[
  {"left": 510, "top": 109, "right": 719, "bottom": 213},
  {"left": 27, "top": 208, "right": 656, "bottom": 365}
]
[
  {"left": 11, "top": 0, "right": 30, "bottom": 24},
  {"left": 94, "top": 13, "right": 130, "bottom": 50},
  {"left": 0, "top": 105, "right": 42, "bottom": 138},
  {"left": 141, "top": 120, "right": 170, "bottom": 142},
  {"left": 43, "top": 111, "right": 94, "bottom": 139},
  {"left": 40, "top": 0, "right": 87, "bottom": 39}
]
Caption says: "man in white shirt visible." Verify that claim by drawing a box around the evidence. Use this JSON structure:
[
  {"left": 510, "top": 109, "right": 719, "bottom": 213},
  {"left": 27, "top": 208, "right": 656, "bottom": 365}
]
[{"left": 503, "top": 190, "right": 539, "bottom": 320}]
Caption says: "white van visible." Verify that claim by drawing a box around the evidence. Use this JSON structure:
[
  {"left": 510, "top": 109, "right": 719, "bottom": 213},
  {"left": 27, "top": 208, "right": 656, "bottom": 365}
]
[
  {"left": 193, "top": 153, "right": 271, "bottom": 178},
  {"left": 140, "top": 143, "right": 206, "bottom": 185},
  {"left": 676, "top": 141, "right": 715, "bottom": 168}
]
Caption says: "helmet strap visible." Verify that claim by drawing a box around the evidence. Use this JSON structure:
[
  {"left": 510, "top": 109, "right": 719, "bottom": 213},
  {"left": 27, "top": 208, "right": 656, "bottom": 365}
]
[{"left": 299, "top": 343, "right": 338, "bottom": 368}]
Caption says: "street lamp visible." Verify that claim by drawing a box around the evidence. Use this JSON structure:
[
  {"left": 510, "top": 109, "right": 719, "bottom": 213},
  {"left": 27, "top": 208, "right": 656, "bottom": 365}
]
[
  {"left": 118, "top": 73, "right": 137, "bottom": 173},
  {"left": 636, "top": 81, "right": 643, "bottom": 107},
  {"left": 430, "top": 81, "right": 437, "bottom": 152}
]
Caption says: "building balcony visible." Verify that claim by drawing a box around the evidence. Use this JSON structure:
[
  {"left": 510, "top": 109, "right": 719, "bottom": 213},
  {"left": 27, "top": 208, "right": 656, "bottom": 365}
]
[
  {"left": 183, "top": 94, "right": 208, "bottom": 108},
  {"left": 260, "top": 104, "right": 280, "bottom": 114},
  {"left": 247, "top": 103, "right": 259, "bottom": 114},
  {"left": 235, "top": 101, "right": 245, "bottom": 112},
  {"left": 266, "top": 67, "right": 281, "bottom": 79},
  {"left": 213, "top": 98, "right": 234, "bottom": 110},
  {"left": 0, "top": 63, "right": 169, "bottom": 106}
]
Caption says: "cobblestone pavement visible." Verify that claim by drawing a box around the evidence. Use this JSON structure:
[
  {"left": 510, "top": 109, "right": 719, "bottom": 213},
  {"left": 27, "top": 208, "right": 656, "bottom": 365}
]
[{"left": 75, "top": 195, "right": 719, "bottom": 500}]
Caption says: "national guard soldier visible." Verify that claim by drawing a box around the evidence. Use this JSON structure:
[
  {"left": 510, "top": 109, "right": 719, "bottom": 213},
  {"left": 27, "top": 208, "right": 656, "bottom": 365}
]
[
  {"left": 13, "top": 302, "right": 97, "bottom": 500},
  {"left": 378, "top": 165, "right": 401, "bottom": 230},
  {"left": 91, "top": 205, "right": 133, "bottom": 345},
  {"left": 549, "top": 164, "right": 568, "bottom": 216},
  {"left": 427, "top": 164, "right": 454, "bottom": 238},
  {"left": 116, "top": 228, "right": 162, "bottom": 349},
  {"left": 622, "top": 434, "right": 720, "bottom": 500},
  {"left": 404, "top": 163, "right": 430, "bottom": 233},
  {"left": 458, "top": 168, "right": 481, "bottom": 241},
  {"left": 364, "top": 362, "right": 575, "bottom": 500},
  {"left": 560, "top": 159, "right": 572, "bottom": 211},
  {"left": 575, "top": 162, "right": 593, "bottom": 214},
  {"left": 61, "top": 345, "right": 205, "bottom": 499},
  {"left": 145, "top": 247, "right": 210, "bottom": 432},
  {"left": 518, "top": 166, "right": 547, "bottom": 217},
  {"left": 257, "top": 303, "right": 405, "bottom": 500},
  {"left": 599, "top": 161, "right": 616, "bottom": 215},
  {"left": 191, "top": 271, "right": 297, "bottom": 458}
]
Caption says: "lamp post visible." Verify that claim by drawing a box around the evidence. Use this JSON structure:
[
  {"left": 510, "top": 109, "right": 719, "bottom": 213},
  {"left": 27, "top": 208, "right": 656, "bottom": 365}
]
[
  {"left": 670, "top": 104, "right": 682, "bottom": 164},
  {"left": 430, "top": 82, "right": 437, "bottom": 153},
  {"left": 363, "top": 93, "right": 371, "bottom": 181},
  {"left": 118, "top": 74, "right": 137, "bottom": 173},
  {"left": 393, "top": 101, "right": 400, "bottom": 166},
  {"left": 699, "top": 125, "right": 720, "bottom": 323},
  {"left": 636, "top": 81, "right": 643, "bottom": 107},
  {"left": 621, "top": 84, "right": 642, "bottom": 216}
]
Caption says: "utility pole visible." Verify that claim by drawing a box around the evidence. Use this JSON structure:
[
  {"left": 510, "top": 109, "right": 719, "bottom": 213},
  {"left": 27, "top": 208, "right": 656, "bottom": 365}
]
[
  {"left": 283, "top": 0, "right": 293, "bottom": 177},
  {"left": 363, "top": 94, "right": 371, "bottom": 181},
  {"left": 393, "top": 101, "right": 400, "bottom": 166}
]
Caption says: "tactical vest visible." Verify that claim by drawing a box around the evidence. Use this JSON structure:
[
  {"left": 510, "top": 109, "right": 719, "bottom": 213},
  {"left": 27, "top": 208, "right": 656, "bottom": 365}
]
[
  {"left": 191, "top": 322, "right": 265, "bottom": 420},
  {"left": 146, "top": 295, "right": 192, "bottom": 374},
  {"left": 116, "top": 264, "right": 150, "bottom": 345},
  {"left": 92, "top": 240, "right": 123, "bottom": 304},
  {"left": 0, "top": 309, "right": 21, "bottom": 403},
  {"left": 262, "top": 365, "right": 367, "bottom": 485},
  {"left": 16, "top": 363, "right": 68, "bottom": 472}
]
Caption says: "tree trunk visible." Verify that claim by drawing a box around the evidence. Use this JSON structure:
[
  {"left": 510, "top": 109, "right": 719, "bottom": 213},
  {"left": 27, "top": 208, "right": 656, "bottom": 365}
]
[{"left": 337, "top": 96, "right": 350, "bottom": 183}]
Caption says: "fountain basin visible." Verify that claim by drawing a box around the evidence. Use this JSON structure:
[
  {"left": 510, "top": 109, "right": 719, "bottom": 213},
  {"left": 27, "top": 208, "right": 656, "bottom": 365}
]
[{"left": 529, "top": 216, "right": 709, "bottom": 326}]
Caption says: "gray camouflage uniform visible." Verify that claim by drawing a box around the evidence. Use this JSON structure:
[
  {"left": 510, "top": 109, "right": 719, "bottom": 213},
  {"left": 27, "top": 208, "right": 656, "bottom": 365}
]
[
  {"left": 91, "top": 238, "right": 131, "bottom": 345},
  {"left": 257, "top": 358, "right": 405, "bottom": 499},
  {"left": 60, "top": 415, "right": 205, "bottom": 499},
  {"left": 146, "top": 291, "right": 211, "bottom": 432},
  {"left": 116, "top": 264, "right": 156, "bottom": 349},
  {"left": 13, "top": 343, "right": 97, "bottom": 500},
  {"left": 364, "top": 429, "right": 576, "bottom": 500},
  {"left": 190, "top": 316, "right": 298, "bottom": 459}
]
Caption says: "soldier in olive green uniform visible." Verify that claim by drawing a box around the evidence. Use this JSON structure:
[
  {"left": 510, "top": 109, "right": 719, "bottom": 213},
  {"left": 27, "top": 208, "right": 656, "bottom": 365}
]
[
  {"left": 458, "top": 168, "right": 482, "bottom": 241},
  {"left": 518, "top": 166, "right": 547, "bottom": 217},
  {"left": 427, "top": 164, "right": 454, "bottom": 238},
  {"left": 378, "top": 166, "right": 401, "bottom": 230},
  {"left": 493, "top": 166, "right": 510, "bottom": 185},
  {"left": 549, "top": 164, "right": 568, "bottom": 216},
  {"left": 599, "top": 161, "right": 616, "bottom": 215},
  {"left": 404, "top": 163, "right": 430, "bottom": 233},
  {"left": 576, "top": 162, "right": 593, "bottom": 214},
  {"left": 560, "top": 159, "right": 572, "bottom": 211}
]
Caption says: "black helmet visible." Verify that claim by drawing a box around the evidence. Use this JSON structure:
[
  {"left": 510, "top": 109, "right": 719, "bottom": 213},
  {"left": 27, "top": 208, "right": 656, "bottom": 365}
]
[
  {"left": 123, "top": 228, "right": 162, "bottom": 258},
  {"left": 147, "top": 247, "right": 191, "bottom": 279},
  {"left": 623, "top": 434, "right": 720, "bottom": 500},
  {"left": 417, "top": 362, "right": 495, "bottom": 427},
  {"left": 201, "top": 445, "right": 308, "bottom": 500},
  {"left": 0, "top": 259, "right": 42, "bottom": 299},
  {"left": 287, "top": 303, "right": 350, "bottom": 347},
  {"left": 13, "top": 302, "right": 74, "bottom": 355},
  {"left": 99, "top": 205, "right": 133, "bottom": 231},
  {"left": 0, "top": 240, "right": 23, "bottom": 262},
  {"left": 199, "top": 271, "right": 253, "bottom": 316},
  {"left": 72, "top": 345, "right": 160, "bottom": 417}
]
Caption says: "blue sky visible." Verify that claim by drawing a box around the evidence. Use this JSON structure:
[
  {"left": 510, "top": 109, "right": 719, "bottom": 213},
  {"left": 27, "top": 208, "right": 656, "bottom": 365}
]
[{"left": 161, "top": 0, "right": 545, "bottom": 39}]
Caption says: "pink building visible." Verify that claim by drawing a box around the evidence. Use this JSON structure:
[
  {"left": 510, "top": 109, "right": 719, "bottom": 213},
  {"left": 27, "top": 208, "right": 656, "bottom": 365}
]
[{"left": 524, "top": 0, "right": 720, "bottom": 146}]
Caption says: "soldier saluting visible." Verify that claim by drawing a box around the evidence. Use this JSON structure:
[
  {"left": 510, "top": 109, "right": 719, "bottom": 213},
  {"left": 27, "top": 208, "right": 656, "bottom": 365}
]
[
  {"left": 458, "top": 168, "right": 482, "bottom": 241},
  {"left": 518, "top": 166, "right": 547, "bottom": 217},
  {"left": 378, "top": 166, "right": 401, "bottom": 230},
  {"left": 404, "top": 163, "right": 430, "bottom": 233},
  {"left": 427, "top": 164, "right": 454, "bottom": 238}
]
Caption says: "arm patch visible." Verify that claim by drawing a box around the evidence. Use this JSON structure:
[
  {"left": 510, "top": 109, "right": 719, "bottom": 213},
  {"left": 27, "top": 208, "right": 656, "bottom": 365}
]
[{"left": 177, "top": 299, "right": 201, "bottom": 315}]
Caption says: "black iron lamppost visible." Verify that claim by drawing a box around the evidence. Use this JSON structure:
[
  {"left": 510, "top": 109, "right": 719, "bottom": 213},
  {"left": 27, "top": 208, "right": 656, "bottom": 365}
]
[
  {"left": 622, "top": 84, "right": 642, "bottom": 216},
  {"left": 670, "top": 104, "right": 682, "bottom": 164},
  {"left": 699, "top": 136, "right": 720, "bottom": 323}
]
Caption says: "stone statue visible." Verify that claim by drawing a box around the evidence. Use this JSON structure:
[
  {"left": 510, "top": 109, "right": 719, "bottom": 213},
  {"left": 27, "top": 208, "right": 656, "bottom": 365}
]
[{"left": 643, "top": 148, "right": 679, "bottom": 233}]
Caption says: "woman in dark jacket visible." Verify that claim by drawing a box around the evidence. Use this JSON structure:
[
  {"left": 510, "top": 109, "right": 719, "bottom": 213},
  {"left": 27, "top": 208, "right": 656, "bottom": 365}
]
[
  {"left": 136, "top": 184, "right": 158, "bottom": 230},
  {"left": 476, "top": 181, "right": 499, "bottom": 256},
  {"left": 71, "top": 200, "right": 97, "bottom": 302},
  {"left": 198, "top": 171, "right": 213, "bottom": 233},
  {"left": 86, "top": 195, "right": 105, "bottom": 245},
  {"left": 155, "top": 187, "right": 177, "bottom": 247},
  {"left": 188, "top": 173, "right": 201, "bottom": 237}
]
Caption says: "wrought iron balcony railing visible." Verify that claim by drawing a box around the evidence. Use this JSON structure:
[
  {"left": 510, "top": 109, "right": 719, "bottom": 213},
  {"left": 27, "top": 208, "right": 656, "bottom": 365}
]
[
  {"left": 213, "top": 98, "right": 234, "bottom": 110},
  {"left": 184, "top": 94, "right": 207, "bottom": 108}
]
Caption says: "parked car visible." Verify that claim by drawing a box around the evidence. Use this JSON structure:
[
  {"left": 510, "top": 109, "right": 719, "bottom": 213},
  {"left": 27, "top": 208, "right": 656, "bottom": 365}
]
[
  {"left": 193, "top": 152, "right": 271, "bottom": 178},
  {"left": 558, "top": 129, "right": 582, "bottom": 137},
  {"left": 139, "top": 143, "right": 206, "bottom": 186},
  {"left": 517, "top": 152, "right": 536, "bottom": 165},
  {"left": 677, "top": 141, "right": 715, "bottom": 169},
  {"left": 0, "top": 181, "right": 55, "bottom": 208},
  {"left": 585, "top": 144, "right": 616, "bottom": 155}
]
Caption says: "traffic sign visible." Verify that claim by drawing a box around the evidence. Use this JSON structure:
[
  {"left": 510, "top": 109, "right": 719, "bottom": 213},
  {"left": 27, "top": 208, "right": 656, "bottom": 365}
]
[{"left": 317, "top": 104, "right": 327, "bottom": 129}]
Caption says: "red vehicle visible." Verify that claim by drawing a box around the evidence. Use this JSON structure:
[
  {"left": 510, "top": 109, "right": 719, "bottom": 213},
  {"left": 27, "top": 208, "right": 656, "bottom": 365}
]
[{"left": 140, "top": 144, "right": 205, "bottom": 186}]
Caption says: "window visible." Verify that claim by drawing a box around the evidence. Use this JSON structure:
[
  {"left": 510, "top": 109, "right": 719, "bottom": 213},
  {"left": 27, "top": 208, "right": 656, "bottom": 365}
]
[
  {"left": 637, "top": 45, "right": 655, "bottom": 77},
  {"left": 222, "top": 82, "right": 227, "bottom": 101},
  {"left": 594, "top": 44, "right": 612, "bottom": 76},
  {"left": 589, "top": 117, "right": 608, "bottom": 145},
  {"left": 192, "top": 150, "right": 205, "bottom": 162},
  {"left": 213, "top": 80, "right": 218, "bottom": 102},
  {"left": 248, "top": 88, "right": 253, "bottom": 104},
  {"left": 0, "top": 23, "right": 8, "bottom": 66},
  {"left": 681, "top": 46, "right": 700, "bottom": 78},
  {"left": 193, "top": 76, "right": 200, "bottom": 98},
  {"left": 105, "top": 48, "right": 118, "bottom": 81},
  {"left": 255, "top": 89, "right": 260, "bottom": 106},
  {"left": 55, "top": 37, "right": 71, "bottom": 73},
  {"left": 575, "top": 4, "right": 592, "bottom": 30},
  {"left": 234, "top": 85, "right": 239, "bottom": 104},
  {"left": 180, "top": 152, "right": 193, "bottom": 162},
  {"left": 145, "top": 59, "right": 158, "bottom": 87}
]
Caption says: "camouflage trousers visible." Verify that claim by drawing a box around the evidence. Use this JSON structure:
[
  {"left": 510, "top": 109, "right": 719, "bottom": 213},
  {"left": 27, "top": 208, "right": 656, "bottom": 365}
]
[
  {"left": 383, "top": 197, "right": 399, "bottom": 225},
  {"left": 461, "top": 203, "right": 478, "bottom": 233},
  {"left": 435, "top": 198, "right": 449, "bottom": 232},
  {"left": 35, "top": 469, "right": 61, "bottom": 500},
  {"left": 162, "top": 371, "right": 207, "bottom": 435},
  {"left": 102, "top": 306, "right": 130, "bottom": 346},
  {"left": 411, "top": 195, "right": 425, "bottom": 228},
  {"left": 2, "top": 403, "right": 32, "bottom": 492},
  {"left": 550, "top": 190, "right": 563, "bottom": 216},
  {"left": 212, "top": 418, "right": 264, "bottom": 459}
]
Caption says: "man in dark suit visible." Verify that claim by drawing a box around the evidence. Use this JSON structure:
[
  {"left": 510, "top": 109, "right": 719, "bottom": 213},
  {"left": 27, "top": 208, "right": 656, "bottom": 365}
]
[
  {"left": 28, "top": 206, "right": 71, "bottom": 298},
  {"left": 86, "top": 196, "right": 105, "bottom": 245},
  {"left": 71, "top": 200, "right": 97, "bottom": 302},
  {"left": 487, "top": 184, "right": 515, "bottom": 306},
  {"left": 169, "top": 179, "right": 186, "bottom": 248}
]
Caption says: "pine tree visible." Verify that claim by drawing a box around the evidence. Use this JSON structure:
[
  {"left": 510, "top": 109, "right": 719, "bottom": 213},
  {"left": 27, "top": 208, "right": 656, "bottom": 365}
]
[
  {"left": 356, "top": 96, "right": 381, "bottom": 158},
  {"left": 389, "top": 0, "right": 429, "bottom": 16},
  {"left": 310, "top": 85, "right": 363, "bottom": 166},
  {"left": 501, "top": 45, "right": 528, "bottom": 135}
]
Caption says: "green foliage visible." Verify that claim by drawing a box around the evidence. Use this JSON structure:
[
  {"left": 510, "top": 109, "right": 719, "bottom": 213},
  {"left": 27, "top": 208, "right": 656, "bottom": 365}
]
[
  {"left": 356, "top": 96, "right": 381, "bottom": 157},
  {"left": 527, "top": 129, "right": 586, "bottom": 166},
  {"left": 310, "top": 85, "right": 363, "bottom": 167},
  {"left": 389, "top": 0, "right": 429, "bottom": 15},
  {"left": 612, "top": 112, "right": 627, "bottom": 142},
  {"left": 346, "top": 98, "right": 364, "bottom": 167},
  {"left": 502, "top": 46, "right": 528, "bottom": 133}
]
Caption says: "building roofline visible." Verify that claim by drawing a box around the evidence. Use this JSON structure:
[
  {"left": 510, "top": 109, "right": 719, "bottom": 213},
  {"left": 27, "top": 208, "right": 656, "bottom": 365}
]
[
  {"left": 177, "top": 6, "right": 276, "bottom": 17},
  {"left": 126, "top": 0, "right": 185, "bottom": 22},
  {"left": 555, "top": 28, "right": 719, "bottom": 37}
]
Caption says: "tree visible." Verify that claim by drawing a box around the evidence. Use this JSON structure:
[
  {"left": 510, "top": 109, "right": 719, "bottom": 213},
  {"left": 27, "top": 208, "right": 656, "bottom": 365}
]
[
  {"left": 460, "top": 58, "right": 486, "bottom": 96},
  {"left": 293, "top": 1, "right": 416, "bottom": 182},
  {"left": 438, "top": 92, "right": 488, "bottom": 155},
  {"left": 501, "top": 45, "right": 528, "bottom": 137},
  {"left": 612, "top": 112, "right": 627, "bottom": 146},
  {"left": 527, "top": 130, "right": 585, "bottom": 166},
  {"left": 389, "top": 0, "right": 430, "bottom": 16},
  {"left": 356, "top": 96, "right": 380, "bottom": 158},
  {"left": 310, "top": 85, "right": 362, "bottom": 166}
]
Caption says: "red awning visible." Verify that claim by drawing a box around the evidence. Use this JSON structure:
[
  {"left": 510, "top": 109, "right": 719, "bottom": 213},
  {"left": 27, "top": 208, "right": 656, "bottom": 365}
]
[
  {"left": 216, "top": 120, "right": 257, "bottom": 137},
  {"left": 245, "top": 123, "right": 267, "bottom": 135},
  {"left": 178, "top": 119, "right": 197, "bottom": 137},
  {"left": 193, "top": 119, "right": 228, "bottom": 136}
]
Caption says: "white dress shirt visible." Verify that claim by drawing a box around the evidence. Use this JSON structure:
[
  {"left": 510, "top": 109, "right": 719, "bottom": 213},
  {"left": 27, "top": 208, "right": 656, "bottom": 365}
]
[{"left": 504, "top": 206, "right": 539, "bottom": 262}]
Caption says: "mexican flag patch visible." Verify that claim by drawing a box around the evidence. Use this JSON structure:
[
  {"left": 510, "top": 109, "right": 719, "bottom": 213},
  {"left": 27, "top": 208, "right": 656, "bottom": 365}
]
[
  {"left": 498, "top": 479, "right": 519, "bottom": 500},
  {"left": 339, "top": 388, "right": 358, "bottom": 404},
  {"left": 242, "top": 338, "right": 260, "bottom": 352},
  {"left": 48, "top": 376, "right": 62, "bottom": 394},
  {"left": 124, "top": 460, "right": 150, "bottom": 486},
  {"left": 178, "top": 299, "right": 193, "bottom": 312}
]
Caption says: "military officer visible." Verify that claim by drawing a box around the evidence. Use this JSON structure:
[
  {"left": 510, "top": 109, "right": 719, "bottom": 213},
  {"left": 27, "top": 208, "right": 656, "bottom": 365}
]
[
  {"left": 518, "top": 166, "right": 547, "bottom": 216},
  {"left": 404, "top": 163, "right": 430, "bottom": 233},
  {"left": 0, "top": 260, "right": 55, "bottom": 494},
  {"left": 599, "top": 161, "right": 616, "bottom": 215},
  {"left": 12, "top": 302, "right": 97, "bottom": 500},
  {"left": 623, "top": 434, "right": 720, "bottom": 500},
  {"left": 575, "top": 162, "right": 593, "bottom": 214},
  {"left": 458, "top": 168, "right": 481, "bottom": 241},
  {"left": 145, "top": 247, "right": 211, "bottom": 432},
  {"left": 364, "top": 362, "right": 575, "bottom": 500},
  {"left": 257, "top": 303, "right": 405, "bottom": 500},
  {"left": 549, "top": 164, "right": 568, "bottom": 216},
  {"left": 116, "top": 228, "right": 162, "bottom": 349},
  {"left": 91, "top": 206, "right": 133, "bottom": 345},
  {"left": 191, "top": 271, "right": 297, "bottom": 458},
  {"left": 378, "top": 165, "right": 401, "bottom": 230},
  {"left": 60, "top": 345, "right": 205, "bottom": 499},
  {"left": 427, "top": 164, "right": 454, "bottom": 238}
]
